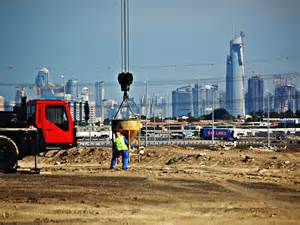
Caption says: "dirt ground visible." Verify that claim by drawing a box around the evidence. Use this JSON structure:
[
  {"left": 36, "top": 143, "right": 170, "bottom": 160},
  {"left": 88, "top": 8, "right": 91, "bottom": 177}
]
[{"left": 0, "top": 145, "right": 299, "bottom": 225}]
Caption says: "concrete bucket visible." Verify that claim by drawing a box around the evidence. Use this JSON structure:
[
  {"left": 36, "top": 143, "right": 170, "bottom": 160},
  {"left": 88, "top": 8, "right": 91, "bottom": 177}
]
[{"left": 111, "top": 119, "right": 141, "bottom": 146}]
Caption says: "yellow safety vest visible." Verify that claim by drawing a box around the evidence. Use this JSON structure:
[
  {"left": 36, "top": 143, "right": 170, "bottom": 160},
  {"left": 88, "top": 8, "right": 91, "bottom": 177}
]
[{"left": 114, "top": 135, "right": 128, "bottom": 151}]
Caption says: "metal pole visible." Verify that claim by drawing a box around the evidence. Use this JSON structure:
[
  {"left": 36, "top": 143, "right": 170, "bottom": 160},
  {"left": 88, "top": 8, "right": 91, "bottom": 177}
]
[
  {"left": 153, "top": 113, "right": 156, "bottom": 142},
  {"left": 89, "top": 124, "right": 91, "bottom": 146},
  {"left": 168, "top": 94, "right": 171, "bottom": 145},
  {"left": 145, "top": 80, "right": 148, "bottom": 117},
  {"left": 212, "top": 89, "right": 215, "bottom": 145},
  {"left": 145, "top": 81, "right": 148, "bottom": 147},
  {"left": 267, "top": 93, "right": 270, "bottom": 148},
  {"left": 61, "top": 75, "right": 65, "bottom": 99},
  {"left": 121, "top": 0, "right": 124, "bottom": 71},
  {"left": 34, "top": 131, "right": 40, "bottom": 173},
  {"left": 145, "top": 120, "right": 148, "bottom": 147}
]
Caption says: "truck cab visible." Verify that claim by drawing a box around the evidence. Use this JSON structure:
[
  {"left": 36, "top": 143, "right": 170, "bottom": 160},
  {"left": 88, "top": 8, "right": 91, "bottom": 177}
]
[
  {"left": 0, "top": 99, "right": 77, "bottom": 170},
  {"left": 27, "top": 100, "right": 77, "bottom": 149}
]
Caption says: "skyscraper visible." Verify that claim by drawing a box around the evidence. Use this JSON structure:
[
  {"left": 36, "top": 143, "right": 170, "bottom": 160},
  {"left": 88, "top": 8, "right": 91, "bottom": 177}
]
[
  {"left": 246, "top": 76, "right": 264, "bottom": 114},
  {"left": 150, "top": 95, "right": 167, "bottom": 118},
  {"left": 81, "top": 87, "right": 90, "bottom": 102},
  {"left": 225, "top": 32, "right": 246, "bottom": 117},
  {"left": 139, "top": 95, "right": 148, "bottom": 117},
  {"left": 35, "top": 67, "right": 50, "bottom": 98},
  {"left": 95, "top": 81, "right": 105, "bottom": 119},
  {"left": 66, "top": 79, "right": 79, "bottom": 101},
  {"left": 15, "top": 87, "right": 27, "bottom": 104},
  {"left": 218, "top": 91, "right": 226, "bottom": 110},
  {"left": 274, "top": 84, "right": 296, "bottom": 113},
  {"left": 88, "top": 101, "right": 96, "bottom": 124},
  {"left": 192, "top": 84, "right": 219, "bottom": 117},
  {"left": 35, "top": 67, "right": 49, "bottom": 88},
  {"left": 172, "top": 85, "right": 193, "bottom": 118},
  {"left": 264, "top": 93, "right": 274, "bottom": 113},
  {"left": 103, "top": 99, "right": 118, "bottom": 120},
  {"left": 192, "top": 84, "right": 205, "bottom": 117},
  {"left": 295, "top": 90, "right": 300, "bottom": 112}
]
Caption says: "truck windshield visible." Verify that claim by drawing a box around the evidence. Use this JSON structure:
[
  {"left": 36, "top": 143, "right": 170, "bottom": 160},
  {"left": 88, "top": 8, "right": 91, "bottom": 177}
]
[{"left": 45, "top": 105, "right": 69, "bottom": 131}]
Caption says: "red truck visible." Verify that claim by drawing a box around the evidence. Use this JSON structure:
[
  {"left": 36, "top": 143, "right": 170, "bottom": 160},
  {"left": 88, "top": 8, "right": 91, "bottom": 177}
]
[{"left": 0, "top": 98, "right": 77, "bottom": 170}]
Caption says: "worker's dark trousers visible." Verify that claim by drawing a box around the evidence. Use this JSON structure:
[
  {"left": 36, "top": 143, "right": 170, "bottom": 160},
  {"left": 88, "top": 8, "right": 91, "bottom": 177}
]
[{"left": 111, "top": 150, "right": 129, "bottom": 170}]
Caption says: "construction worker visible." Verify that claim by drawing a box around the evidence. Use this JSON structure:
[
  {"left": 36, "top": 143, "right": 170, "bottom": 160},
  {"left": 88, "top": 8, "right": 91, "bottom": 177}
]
[{"left": 110, "top": 131, "right": 129, "bottom": 170}]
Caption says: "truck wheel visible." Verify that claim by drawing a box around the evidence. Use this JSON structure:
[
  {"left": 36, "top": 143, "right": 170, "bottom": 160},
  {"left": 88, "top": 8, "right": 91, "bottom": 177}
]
[{"left": 0, "top": 136, "right": 19, "bottom": 170}]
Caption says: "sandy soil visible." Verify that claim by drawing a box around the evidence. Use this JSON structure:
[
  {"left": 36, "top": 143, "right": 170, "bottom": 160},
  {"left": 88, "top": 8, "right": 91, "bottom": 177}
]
[{"left": 0, "top": 146, "right": 299, "bottom": 225}]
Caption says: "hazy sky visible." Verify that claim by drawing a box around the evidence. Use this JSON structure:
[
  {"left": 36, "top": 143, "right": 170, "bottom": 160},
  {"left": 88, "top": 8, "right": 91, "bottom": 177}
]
[{"left": 0, "top": 0, "right": 299, "bottom": 100}]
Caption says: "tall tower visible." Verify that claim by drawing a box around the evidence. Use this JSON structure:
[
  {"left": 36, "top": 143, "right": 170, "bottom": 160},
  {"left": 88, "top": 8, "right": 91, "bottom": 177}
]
[
  {"left": 295, "top": 90, "right": 300, "bottom": 112},
  {"left": 66, "top": 79, "right": 79, "bottom": 101},
  {"left": 35, "top": 67, "right": 49, "bottom": 98},
  {"left": 274, "top": 84, "right": 296, "bottom": 113},
  {"left": 172, "top": 85, "right": 193, "bottom": 118},
  {"left": 193, "top": 84, "right": 219, "bottom": 117},
  {"left": 192, "top": 83, "right": 208, "bottom": 117},
  {"left": 95, "top": 81, "right": 105, "bottom": 120},
  {"left": 225, "top": 32, "right": 246, "bottom": 117},
  {"left": 246, "top": 76, "right": 264, "bottom": 114},
  {"left": 15, "top": 86, "right": 27, "bottom": 104},
  {"left": 81, "top": 87, "right": 90, "bottom": 102}
]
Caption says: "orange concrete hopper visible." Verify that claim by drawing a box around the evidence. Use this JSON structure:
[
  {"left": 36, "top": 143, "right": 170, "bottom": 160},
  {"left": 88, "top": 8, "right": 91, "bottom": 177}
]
[{"left": 112, "top": 119, "right": 141, "bottom": 148}]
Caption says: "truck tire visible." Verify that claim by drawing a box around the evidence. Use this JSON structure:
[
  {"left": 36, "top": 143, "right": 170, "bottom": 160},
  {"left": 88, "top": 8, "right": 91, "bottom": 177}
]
[{"left": 0, "top": 135, "right": 19, "bottom": 170}]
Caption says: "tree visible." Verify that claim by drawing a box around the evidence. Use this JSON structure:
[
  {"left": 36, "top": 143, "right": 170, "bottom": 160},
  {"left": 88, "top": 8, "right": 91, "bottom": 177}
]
[
  {"left": 248, "top": 111, "right": 265, "bottom": 122},
  {"left": 202, "top": 108, "right": 234, "bottom": 120},
  {"left": 282, "top": 109, "right": 294, "bottom": 118},
  {"left": 268, "top": 111, "right": 278, "bottom": 118}
]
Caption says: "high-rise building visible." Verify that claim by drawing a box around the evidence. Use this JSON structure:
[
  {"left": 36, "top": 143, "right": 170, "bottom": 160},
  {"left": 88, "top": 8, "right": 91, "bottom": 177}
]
[
  {"left": 192, "top": 84, "right": 219, "bottom": 117},
  {"left": 225, "top": 32, "right": 246, "bottom": 117},
  {"left": 139, "top": 95, "right": 148, "bottom": 117},
  {"left": 246, "top": 76, "right": 264, "bottom": 114},
  {"left": 95, "top": 81, "right": 105, "bottom": 120},
  {"left": 218, "top": 91, "right": 226, "bottom": 109},
  {"left": 172, "top": 85, "right": 193, "bottom": 118},
  {"left": 35, "top": 67, "right": 49, "bottom": 87},
  {"left": 192, "top": 84, "right": 205, "bottom": 117},
  {"left": 4, "top": 101, "right": 15, "bottom": 111},
  {"left": 150, "top": 95, "right": 167, "bottom": 118},
  {"left": 35, "top": 67, "right": 50, "bottom": 98},
  {"left": 103, "top": 99, "right": 118, "bottom": 120},
  {"left": 295, "top": 90, "right": 300, "bottom": 112},
  {"left": 81, "top": 87, "right": 90, "bottom": 102},
  {"left": 66, "top": 79, "right": 79, "bottom": 101},
  {"left": 15, "top": 87, "right": 27, "bottom": 104},
  {"left": 264, "top": 93, "right": 275, "bottom": 113},
  {"left": 204, "top": 84, "right": 219, "bottom": 114},
  {"left": 88, "top": 101, "right": 96, "bottom": 124},
  {"left": 274, "top": 84, "right": 296, "bottom": 113},
  {"left": 0, "top": 96, "right": 4, "bottom": 111},
  {"left": 68, "top": 100, "right": 96, "bottom": 124}
]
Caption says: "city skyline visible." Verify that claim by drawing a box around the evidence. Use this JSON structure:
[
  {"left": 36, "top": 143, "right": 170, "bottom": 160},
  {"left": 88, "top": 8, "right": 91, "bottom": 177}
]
[{"left": 2, "top": 69, "right": 300, "bottom": 121}]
